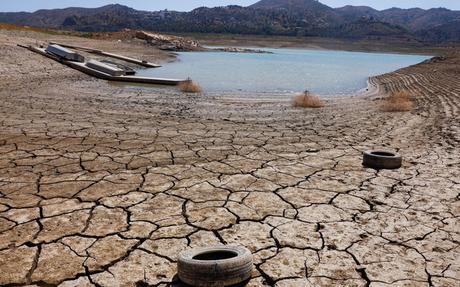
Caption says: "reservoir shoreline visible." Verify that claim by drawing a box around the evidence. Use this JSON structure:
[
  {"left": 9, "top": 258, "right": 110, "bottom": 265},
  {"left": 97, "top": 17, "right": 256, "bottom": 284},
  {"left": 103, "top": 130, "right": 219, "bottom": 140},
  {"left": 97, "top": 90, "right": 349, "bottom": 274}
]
[
  {"left": 174, "top": 32, "right": 456, "bottom": 56},
  {"left": 138, "top": 47, "right": 430, "bottom": 96}
]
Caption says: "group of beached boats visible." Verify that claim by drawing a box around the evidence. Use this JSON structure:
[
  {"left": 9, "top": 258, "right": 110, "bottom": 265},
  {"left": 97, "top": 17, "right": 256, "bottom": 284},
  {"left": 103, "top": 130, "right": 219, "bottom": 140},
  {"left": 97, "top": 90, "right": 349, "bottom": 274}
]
[{"left": 19, "top": 43, "right": 187, "bottom": 86}]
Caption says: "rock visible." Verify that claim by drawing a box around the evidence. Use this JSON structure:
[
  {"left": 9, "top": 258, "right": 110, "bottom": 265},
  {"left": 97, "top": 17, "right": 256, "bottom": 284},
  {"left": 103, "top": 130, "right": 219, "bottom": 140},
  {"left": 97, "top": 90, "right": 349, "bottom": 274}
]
[
  {"left": 135, "top": 31, "right": 202, "bottom": 52},
  {"left": 213, "top": 47, "right": 273, "bottom": 54},
  {"left": 134, "top": 30, "right": 273, "bottom": 54}
]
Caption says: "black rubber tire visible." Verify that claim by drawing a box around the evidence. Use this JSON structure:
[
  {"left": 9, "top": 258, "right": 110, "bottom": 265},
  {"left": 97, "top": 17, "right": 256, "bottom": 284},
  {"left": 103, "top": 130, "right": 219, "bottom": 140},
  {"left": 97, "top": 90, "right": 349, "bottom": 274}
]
[
  {"left": 177, "top": 245, "right": 253, "bottom": 287},
  {"left": 363, "top": 150, "right": 402, "bottom": 169}
]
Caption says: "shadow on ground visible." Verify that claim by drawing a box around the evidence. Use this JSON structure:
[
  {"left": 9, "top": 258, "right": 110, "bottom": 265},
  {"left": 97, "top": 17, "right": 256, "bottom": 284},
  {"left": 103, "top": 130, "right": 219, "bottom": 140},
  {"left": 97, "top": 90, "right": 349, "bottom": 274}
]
[{"left": 136, "top": 274, "right": 251, "bottom": 287}]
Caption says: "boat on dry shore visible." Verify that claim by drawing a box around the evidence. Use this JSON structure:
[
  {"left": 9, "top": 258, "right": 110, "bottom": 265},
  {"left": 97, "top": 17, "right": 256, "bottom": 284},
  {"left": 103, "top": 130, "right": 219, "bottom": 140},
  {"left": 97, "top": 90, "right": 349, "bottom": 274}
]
[
  {"left": 49, "top": 41, "right": 161, "bottom": 68},
  {"left": 18, "top": 43, "right": 188, "bottom": 86}
]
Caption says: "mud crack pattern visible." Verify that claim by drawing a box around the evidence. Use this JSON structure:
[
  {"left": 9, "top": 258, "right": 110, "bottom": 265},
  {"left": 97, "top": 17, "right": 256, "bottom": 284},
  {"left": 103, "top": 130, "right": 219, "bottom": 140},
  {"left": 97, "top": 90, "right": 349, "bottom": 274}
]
[{"left": 0, "top": 32, "right": 459, "bottom": 286}]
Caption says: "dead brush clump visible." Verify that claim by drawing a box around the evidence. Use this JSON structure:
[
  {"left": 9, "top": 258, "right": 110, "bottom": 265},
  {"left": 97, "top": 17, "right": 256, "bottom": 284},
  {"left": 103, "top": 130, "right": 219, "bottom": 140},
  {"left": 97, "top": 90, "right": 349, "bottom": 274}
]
[
  {"left": 178, "top": 79, "right": 202, "bottom": 93},
  {"left": 381, "top": 91, "right": 413, "bottom": 112},
  {"left": 292, "top": 90, "right": 325, "bottom": 108}
]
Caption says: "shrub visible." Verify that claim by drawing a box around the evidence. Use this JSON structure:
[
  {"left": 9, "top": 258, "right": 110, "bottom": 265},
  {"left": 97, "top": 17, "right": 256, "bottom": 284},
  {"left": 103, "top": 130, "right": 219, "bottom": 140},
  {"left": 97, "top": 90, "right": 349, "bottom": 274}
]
[
  {"left": 292, "top": 90, "right": 324, "bottom": 108},
  {"left": 178, "top": 79, "right": 202, "bottom": 93},
  {"left": 381, "top": 91, "right": 413, "bottom": 112}
]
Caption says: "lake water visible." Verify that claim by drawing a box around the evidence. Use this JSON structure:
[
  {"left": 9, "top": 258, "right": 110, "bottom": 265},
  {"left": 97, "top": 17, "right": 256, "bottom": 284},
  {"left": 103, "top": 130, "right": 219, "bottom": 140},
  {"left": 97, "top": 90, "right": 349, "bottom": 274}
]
[{"left": 138, "top": 48, "right": 430, "bottom": 95}]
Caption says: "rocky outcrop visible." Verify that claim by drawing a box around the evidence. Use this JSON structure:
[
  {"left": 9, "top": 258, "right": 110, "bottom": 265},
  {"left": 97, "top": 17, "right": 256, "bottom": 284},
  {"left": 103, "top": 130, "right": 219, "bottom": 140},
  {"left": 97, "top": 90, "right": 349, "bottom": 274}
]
[
  {"left": 135, "top": 31, "right": 272, "bottom": 54},
  {"left": 135, "top": 31, "right": 203, "bottom": 52},
  {"left": 213, "top": 47, "right": 272, "bottom": 54}
]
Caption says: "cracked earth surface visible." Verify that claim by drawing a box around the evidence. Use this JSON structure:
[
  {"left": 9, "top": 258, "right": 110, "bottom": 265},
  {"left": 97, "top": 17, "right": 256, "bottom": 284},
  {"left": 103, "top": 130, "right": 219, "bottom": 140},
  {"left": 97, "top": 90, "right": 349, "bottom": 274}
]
[{"left": 0, "top": 31, "right": 459, "bottom": 287}]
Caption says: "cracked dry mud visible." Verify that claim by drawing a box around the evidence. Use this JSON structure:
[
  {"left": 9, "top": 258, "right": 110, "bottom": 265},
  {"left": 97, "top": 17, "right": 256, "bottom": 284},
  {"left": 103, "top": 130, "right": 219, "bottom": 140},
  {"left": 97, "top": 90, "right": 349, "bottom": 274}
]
[{"left": 0, "top": 30, "right": 459, "bottom": 287}]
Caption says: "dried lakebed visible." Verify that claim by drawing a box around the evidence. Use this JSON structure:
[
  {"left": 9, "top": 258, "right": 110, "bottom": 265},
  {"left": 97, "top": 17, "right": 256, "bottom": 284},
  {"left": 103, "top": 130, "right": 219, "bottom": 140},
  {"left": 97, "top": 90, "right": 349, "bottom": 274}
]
[{"left": 0, "top": 31, "right": 459, "bottom": 287}]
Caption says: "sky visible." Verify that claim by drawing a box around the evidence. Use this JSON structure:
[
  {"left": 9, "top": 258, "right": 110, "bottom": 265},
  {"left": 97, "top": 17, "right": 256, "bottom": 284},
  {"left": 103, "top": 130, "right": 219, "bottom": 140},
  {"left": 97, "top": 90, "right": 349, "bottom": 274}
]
[{"left": 1, "top": 0, "right": 459, "bottom": 13}]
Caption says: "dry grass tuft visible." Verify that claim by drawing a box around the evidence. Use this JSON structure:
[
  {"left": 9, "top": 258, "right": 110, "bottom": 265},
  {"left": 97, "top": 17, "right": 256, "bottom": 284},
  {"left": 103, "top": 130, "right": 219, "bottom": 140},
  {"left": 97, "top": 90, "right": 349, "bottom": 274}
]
[
  {"left": 381, "top": 91, "right": 413, "bottom": 112},
  {"left": 178, "top": 80, "right": 202, "bottom": 93},
  {"left": 292, "top": 91, "right": 325, "bottom": 108}
]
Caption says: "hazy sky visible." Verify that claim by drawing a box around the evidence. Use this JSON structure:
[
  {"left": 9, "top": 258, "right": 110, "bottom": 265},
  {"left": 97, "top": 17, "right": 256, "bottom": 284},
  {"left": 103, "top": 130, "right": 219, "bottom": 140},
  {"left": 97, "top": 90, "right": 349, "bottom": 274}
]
[{"left": 1, "top": 0, "right": 459, "bottom": 12}]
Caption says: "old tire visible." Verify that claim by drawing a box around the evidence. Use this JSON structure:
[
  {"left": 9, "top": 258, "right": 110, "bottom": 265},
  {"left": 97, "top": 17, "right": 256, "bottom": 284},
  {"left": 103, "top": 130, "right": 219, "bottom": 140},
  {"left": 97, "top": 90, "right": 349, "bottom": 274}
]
[
  {"left": 363, "top": 151, "right": 402, "bottom": 169},
  {"left": 177, "top": 245, "right": 253, "bottom": 287}
]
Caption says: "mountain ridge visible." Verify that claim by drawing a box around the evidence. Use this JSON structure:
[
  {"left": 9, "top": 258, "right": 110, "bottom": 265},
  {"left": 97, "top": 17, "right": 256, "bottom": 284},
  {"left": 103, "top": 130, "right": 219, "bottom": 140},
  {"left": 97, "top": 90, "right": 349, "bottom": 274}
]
[
  {"left": 250, "top": 0, "right": 330, "bottom": 10},
  {"left": 1, "top": 1, "right": 459, "bottom": 43}
]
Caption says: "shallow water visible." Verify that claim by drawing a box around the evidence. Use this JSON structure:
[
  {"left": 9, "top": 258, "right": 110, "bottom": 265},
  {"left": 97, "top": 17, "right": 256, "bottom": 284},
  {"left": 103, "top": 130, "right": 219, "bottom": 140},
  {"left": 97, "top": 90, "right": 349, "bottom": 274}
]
[{"left": 138, "top": 47, "right": 430, "bottom": 95}]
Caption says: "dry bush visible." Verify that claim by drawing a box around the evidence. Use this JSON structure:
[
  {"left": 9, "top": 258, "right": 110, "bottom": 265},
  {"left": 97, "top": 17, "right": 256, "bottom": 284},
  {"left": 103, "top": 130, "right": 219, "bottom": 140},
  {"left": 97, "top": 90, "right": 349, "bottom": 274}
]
[
  {"left": 381, "top": 91, "right": 413, "bottom": 112},
  {"left": 178, "top": 80, "right": 202, "bottom": 93},
  {"left": 292, "top": 91, "right": 324, "bottom": 108}
]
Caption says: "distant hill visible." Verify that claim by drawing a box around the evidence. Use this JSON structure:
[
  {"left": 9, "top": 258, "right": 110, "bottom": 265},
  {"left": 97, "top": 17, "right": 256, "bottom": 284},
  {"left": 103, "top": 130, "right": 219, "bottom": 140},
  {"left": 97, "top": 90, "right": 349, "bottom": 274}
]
[
  {"left": 415, "top": 20, "right": 460, "bottom": 43},
  {"left": 0, "top": 5, "right": 136, "bottom": 28},
  {"left": 251, "top": 0, "right": 330, "bottom": 10},
  {"left": 1, "top": 1, "right": 460, "bottom": 43}
]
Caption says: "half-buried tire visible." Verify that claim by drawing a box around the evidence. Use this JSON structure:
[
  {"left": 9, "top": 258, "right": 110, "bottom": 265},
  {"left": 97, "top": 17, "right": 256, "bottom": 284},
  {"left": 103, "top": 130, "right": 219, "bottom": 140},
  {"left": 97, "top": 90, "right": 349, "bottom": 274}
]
[
  {"left": 177, "top": 245, "right": 253, "bottom": 287},
  {"left": 363, "top": 150, "right": 402, "bottom": 169}
]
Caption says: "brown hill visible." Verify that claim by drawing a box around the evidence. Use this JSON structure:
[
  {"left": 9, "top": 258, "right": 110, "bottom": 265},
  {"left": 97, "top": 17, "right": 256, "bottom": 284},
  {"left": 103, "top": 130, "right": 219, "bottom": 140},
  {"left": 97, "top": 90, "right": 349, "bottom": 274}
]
[{"left": 0, "top": 1, "right": 459, "bottom": 43}]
